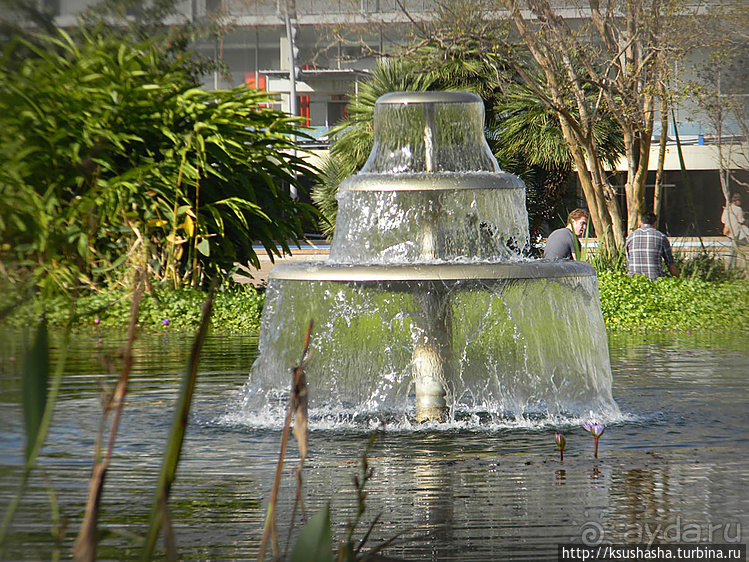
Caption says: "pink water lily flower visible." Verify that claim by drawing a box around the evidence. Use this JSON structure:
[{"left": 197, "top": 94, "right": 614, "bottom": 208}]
[
  {"left": 582, "top": 419, "right": 605, "bottom": 438},
  {"left": 582, "top": 419, "right": 605, "bottom": 458},
  {"left": 554, "top": 433, "right": 566, "bottom": 462}
]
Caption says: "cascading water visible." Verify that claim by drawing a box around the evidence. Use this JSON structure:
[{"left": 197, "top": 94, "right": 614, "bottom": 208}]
[{"left": 243, "top": 91, "right": 620, "bottom": 427}]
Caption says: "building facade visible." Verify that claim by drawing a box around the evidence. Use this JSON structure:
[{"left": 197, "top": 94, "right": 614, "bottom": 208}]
[{"left": 37, "top": 0, "right": 749, "bottom": 237}]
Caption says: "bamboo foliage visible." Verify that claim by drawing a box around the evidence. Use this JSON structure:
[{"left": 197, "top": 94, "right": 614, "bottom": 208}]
[{"left": 0, "top": 28, "right": 318, "bottom": 295}]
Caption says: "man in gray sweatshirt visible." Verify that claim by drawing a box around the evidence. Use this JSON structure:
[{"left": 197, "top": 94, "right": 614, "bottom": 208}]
[{"left": 543, "top": 208, "right": 589, "bottom": 260}]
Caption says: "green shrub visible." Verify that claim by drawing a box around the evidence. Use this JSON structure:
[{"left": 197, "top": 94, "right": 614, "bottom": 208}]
[
  {"left": 0, "top": 29, "right": 317, "bottom": 296},
  {"left": 597, "top": 270, "right": 749, "bottom": 332},
  {"left": 1, "top": 284, "right": 265, "bottom": 334}
]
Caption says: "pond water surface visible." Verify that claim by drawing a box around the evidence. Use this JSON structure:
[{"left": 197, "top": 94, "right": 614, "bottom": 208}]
[{"left": 0, "top": 330, "right": 747, "bottom": 560}]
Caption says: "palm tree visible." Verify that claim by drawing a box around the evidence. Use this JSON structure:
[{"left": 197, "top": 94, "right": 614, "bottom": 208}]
[{"left": 313, "top": 49, "right": 624, "bottom": 245}]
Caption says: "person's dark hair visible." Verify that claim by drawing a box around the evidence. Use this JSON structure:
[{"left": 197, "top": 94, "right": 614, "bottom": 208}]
[
  {"left": 731, "top": 193, "right": 741, "bottom": 204},
  {"left": 567, "top": 208, "right": 589, "bottom": 225},
  {"left": 641, "top": 211, "right": 657, "bottom": 225}
]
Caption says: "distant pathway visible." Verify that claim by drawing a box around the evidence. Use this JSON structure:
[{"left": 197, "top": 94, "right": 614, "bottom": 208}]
[{"left": 235, "top": 236, "right": 746, "bottom": 287}]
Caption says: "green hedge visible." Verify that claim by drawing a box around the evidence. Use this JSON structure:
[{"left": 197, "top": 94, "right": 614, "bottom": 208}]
[
  {"left": 597, "top": 270, "right": 749, "bottom": 332},
  {"left": 2, "top": 285, "right": 264, "bottom": 334},
  {"left": 4, "top": 273, "right": 748, "bottom": 334}
]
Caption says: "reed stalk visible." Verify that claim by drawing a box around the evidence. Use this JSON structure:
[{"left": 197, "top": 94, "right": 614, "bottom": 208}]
[
  {"left": 141, "top": 285, "right": 215, "bottom": 561},
  {"left": 258, "top": 319, "right": 313, "bottom": 562},
  {"left": 74, "top": 271, "right": 145, "bottom": 561}
]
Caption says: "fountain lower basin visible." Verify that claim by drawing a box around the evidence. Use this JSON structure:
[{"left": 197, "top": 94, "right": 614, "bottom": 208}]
[
  {"left": 266, "top": 260, "right": 594, "bottom": 282},
  {"left": 247, "top": 260, "right": 619, "bottom": 421}
]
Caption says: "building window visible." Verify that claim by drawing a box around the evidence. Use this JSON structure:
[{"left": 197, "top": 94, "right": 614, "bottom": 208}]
[
  {"left": 360, "top": 0, "right": 380, "bottom": 13},
  {"left": 328, "top": 97, "right": 347, "bottom": 125}
]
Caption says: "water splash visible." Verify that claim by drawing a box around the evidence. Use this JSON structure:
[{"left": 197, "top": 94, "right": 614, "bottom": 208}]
[
  {"left": 242, "top": 91, "right": 620, "bottom": 427},
  {"left": 220, "top": 392, "right": 631, "bottom": 433}
]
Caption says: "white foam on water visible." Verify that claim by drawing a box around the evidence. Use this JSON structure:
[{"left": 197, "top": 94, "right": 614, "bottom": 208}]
[{"left": 215, "top": 398, "right": 635, "bottom": 434}]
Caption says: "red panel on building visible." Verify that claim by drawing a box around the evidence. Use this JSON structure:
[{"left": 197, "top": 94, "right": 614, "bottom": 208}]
[
  {"left": 245, "top": 74, "right": 266, "bottom": 90},
  {"left": 300, "top": 95, "right": 310, "bottom": 127}
]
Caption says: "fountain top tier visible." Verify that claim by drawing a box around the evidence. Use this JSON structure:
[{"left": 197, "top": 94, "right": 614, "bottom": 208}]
[
  {"left": 329, "top": 91, "right": 530, "bottom": 263},
  {"left": 355, "top": 91, "right": 500, "bottom": 177}
]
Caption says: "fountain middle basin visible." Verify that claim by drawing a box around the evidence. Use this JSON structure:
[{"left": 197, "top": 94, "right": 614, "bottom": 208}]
[{"left": 245, "top": 91, "right": 619, "bottom": 424}]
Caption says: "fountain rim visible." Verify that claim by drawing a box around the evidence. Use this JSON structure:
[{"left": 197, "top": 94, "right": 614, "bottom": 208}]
[
  {"left": 376, "top": 91, "right": 483, "bottom": 105},
  {"left": 339, "top": 172, "right": 524, "bottom": 192},
  {"left": 268, "top": 260, "right": 597, "bottom": 282}
]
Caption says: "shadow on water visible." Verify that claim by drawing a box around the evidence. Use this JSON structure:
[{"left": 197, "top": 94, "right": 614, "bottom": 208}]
[{"left": 0, "top": 330, "right": 747, "bottom": 560}]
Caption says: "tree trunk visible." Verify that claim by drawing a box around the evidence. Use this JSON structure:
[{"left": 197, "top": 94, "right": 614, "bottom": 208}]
[
  {"left": 653, "top": 91, "right": 669, "bottom": 227},
  {"left": 558, "top": 118, "right": 617, "bottom": 252},
  {"left": 623, "top": 130, "right": 640, "bottom": 233},
  {"left": 625, "top": 129, "right": 652, "bottom": 233},
  {"left": 587, "top": 142, "right": 626, "bottom": 248},
  {"left": 716, "top": 111, "right": 732, "bottom": 206}
]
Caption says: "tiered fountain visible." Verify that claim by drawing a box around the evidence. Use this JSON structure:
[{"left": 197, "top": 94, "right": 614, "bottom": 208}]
[{"left": 245, "top": 91, "right": 619, "bottom": 424}]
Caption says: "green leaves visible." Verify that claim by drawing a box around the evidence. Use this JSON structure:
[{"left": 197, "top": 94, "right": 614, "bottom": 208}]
[
  {"left": 597, "top": 270, "right": 749, "bottom": 332},
  {"left": 1, "top": 28, "right": 318, "bottom": 294},
  {"left": 22, "top": 319, "right": 49, "bottom": 462},
  {"left": 196, "top": 238, "right": 210, "bottom": 257},
  {"left": 290, "top": 506, "right": 333, "bottom": 562}
]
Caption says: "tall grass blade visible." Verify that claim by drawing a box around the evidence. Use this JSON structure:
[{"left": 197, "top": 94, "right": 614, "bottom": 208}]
[
  {"left": 141, "top": 287, "right": 215, "bottom": 561},
  {"left": 0, "top": 318, "right": 72, "bottom": 556},
  {"left": 72, "top": 464, "right": 107, "bottom": 562},
  {"left": 44, "top": 476, "right": 65, "bottom": 562},
  {"left": 22, "top": 318, "right": 49, "bottom": 461}
]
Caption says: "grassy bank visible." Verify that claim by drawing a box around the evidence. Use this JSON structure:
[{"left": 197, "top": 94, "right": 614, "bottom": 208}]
[
  {"left": 597, "top": 271, "right": 749, "bottom": 332},
  {"left": 1, "top": 285, "right": 265, "bottom": 334},
  {"left": 2, "top": 271, "right": 748, "bottom": 335}
]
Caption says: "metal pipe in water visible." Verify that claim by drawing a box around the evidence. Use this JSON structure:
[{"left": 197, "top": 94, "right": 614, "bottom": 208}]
[
  {"left": 412, "top": 288, "right": 450, "bottom": 422},
  {"left": 413, "top": 342, "right": 448, "bottom": 422}
]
